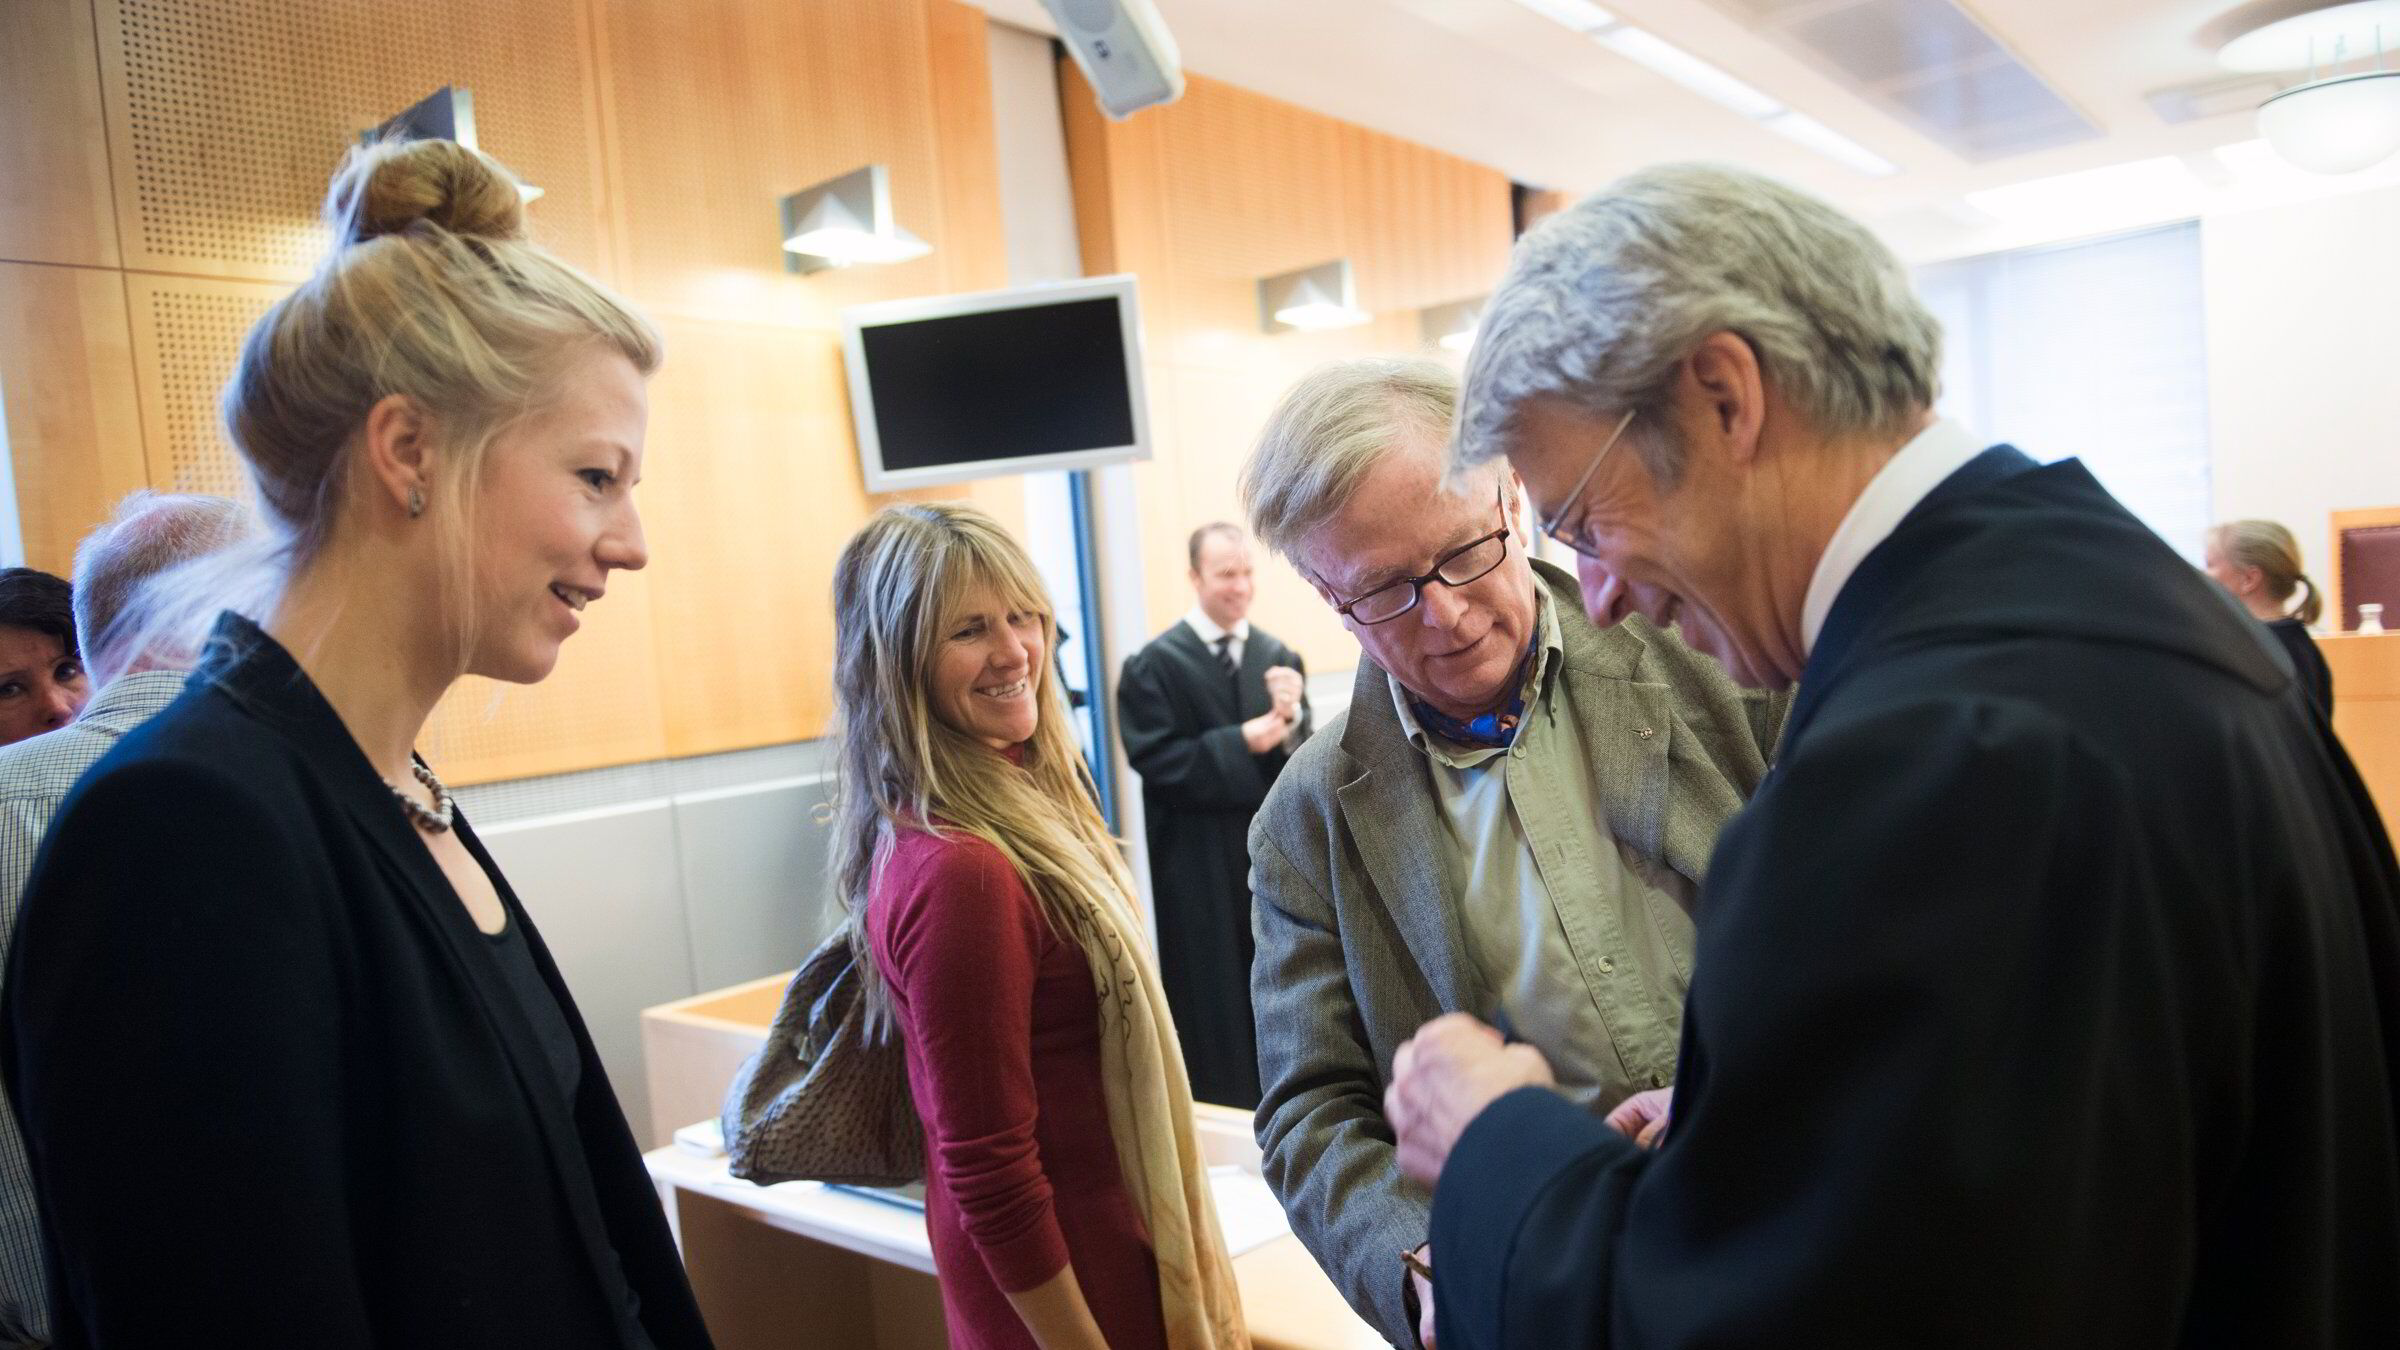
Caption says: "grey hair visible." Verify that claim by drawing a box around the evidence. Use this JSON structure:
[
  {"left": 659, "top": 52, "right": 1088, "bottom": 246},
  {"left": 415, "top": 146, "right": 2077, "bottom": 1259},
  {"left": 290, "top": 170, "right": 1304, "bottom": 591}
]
[
  {"left": 1242, "top": 356, "right": 1492, "bottom": 560},
  {"left": 71, "top": 491, "right": 251, "bottom": 685},
  {"left": 1454, "top": 163, "right": 1941, "bottom": 477}
]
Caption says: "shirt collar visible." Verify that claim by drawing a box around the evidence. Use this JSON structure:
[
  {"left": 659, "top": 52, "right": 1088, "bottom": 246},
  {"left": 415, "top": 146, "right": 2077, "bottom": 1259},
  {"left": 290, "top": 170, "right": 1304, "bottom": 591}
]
[
  {"left": 69, "top": 667, "right": 189, "bottom": 738},
  {"left": 1183, "top": 606, "right": 1250, "bottom": 647},
  {"left": 1800, "top": 418, "right": 1987, "bottom": 655},
  {"left": 1391, "top": 584, "right": 1564, "bottom": 764}
]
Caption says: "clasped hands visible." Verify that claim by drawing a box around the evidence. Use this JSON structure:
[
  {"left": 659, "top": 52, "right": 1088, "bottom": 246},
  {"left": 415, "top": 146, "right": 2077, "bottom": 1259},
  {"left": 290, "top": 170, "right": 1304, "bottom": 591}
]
[
  {"left": 1242, "top": 665, "right": 1306, "bottom": 753},
  {"left": 1385, "top": 1014, "right": 1676, "bottom": 1186}
]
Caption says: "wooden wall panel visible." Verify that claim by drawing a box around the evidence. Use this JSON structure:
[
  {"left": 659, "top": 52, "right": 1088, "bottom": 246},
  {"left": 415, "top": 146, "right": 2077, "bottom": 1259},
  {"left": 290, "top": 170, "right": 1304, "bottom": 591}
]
[
  {"left": 639, "top": 319, "right": 853, "bottom": 757},
  {"left": 0, "top": 0, "right": 1033, "bottom": 783},
  {"left": 422, "top": 567, "right": 671, "bottom": 782},
  {"left": 0, "top": 0, "right": 121, "bottom": 268},
  {"left": 0, "top": 263, "right": 146, "bottom": 574},
  {"left": 92, "top": 0, "right": 612, "bottom": 281},
  {"left": 597, "top": 0, "right": 953, "bottom": 325},
  {"left": 1060, "top": 66, "right": 1517, "bottom": 675}
]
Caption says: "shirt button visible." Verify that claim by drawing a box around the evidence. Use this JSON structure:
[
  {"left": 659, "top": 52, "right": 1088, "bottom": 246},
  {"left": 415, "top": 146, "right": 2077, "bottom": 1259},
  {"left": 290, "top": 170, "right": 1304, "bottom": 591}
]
[
  {"left": 1510, "top": 745, "right": 1525, "bottom": 758},
  {"left": 1598, "top": 957, "right": 1615, "bottom": 974},
  {"left": 1649, "top": 1072, "right": 1666, "bottom": 1089}
]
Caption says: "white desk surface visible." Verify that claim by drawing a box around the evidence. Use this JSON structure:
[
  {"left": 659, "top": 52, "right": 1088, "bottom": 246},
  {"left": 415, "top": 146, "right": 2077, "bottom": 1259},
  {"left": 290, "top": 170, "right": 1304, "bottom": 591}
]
[{"left": 647, "top": 1145, "right": 1388, "bottom": 1350}]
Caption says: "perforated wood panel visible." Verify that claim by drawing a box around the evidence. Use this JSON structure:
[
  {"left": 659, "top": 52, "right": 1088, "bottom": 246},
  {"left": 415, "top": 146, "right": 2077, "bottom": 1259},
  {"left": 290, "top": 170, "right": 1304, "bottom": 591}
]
[
  {"left": 1061, "top": 67, "right": 1514, "bottom": 675},
  {"left": 95, "top": 0, "right": 610, "bottom": 280},
  {"left": 423, "top": 565, "right": 672, "bottom": 785},
  {"left": 7, "top": 0, "right": 1023, "bottom": 785},
  {"left": 124, "top": 274, "right": 282, "bottom": 502}
]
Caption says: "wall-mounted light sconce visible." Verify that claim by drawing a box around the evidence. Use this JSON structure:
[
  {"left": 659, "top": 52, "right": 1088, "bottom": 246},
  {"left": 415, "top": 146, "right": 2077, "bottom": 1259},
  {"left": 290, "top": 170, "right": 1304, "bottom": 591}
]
[
  {"left": 364, "top": 86, "right": 543, "bottom": 202},
  {"left": 780, "top": 165, "right": 932, "bottom": 274},
  {"left": 1258, "top": 259, "right": 1371, "bottom": 333},
  {"left": 1421, "top": 297, "right": 1484, "bottom": 353}
]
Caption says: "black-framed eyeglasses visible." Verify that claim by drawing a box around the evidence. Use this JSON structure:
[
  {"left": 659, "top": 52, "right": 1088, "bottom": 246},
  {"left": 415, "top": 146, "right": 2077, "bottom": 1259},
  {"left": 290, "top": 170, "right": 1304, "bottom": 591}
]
[
  {"left": 1539, "top": 407, "right": 1638, "bottom": 559},
  {"left": 1326, "top": 484, "right": 1513, "bottom": 626}
]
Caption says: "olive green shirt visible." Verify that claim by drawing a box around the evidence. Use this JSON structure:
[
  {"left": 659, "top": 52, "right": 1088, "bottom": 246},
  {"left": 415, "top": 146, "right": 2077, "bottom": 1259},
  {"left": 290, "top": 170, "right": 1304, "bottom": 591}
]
[{"left": 1390, "top": 589, "right": 1694, "bottom": 1107}]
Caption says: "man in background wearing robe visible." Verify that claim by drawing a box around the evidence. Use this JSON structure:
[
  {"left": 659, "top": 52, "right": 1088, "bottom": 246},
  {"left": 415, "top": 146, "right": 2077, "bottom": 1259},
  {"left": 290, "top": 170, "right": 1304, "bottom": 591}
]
[{"left": 1118, "top": 523, "right": 1308, "bottom": 1109}]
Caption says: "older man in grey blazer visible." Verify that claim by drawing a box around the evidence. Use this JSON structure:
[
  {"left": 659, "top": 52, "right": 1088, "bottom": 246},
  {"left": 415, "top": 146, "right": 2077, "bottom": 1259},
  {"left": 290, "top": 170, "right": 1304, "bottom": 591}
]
[{"left": 1238, "top": 358, "right": 1781, "bottom": 1347}]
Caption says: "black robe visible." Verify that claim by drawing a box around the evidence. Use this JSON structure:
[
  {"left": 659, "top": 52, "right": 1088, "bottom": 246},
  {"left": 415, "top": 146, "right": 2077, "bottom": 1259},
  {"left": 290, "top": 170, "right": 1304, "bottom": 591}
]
[
  {"left": 1432, "top": 448, "right": 2400, "bottom": 1346},
  {"left": 1117, "top": 620, "right": 1309, "bottom": 1109}
]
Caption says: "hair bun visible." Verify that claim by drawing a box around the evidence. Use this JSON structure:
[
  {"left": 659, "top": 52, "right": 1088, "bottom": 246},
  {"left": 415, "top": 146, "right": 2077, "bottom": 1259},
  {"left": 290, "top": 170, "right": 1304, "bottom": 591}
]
[{"left": 327, "top": 137, "right": 528, "bottom": 246}]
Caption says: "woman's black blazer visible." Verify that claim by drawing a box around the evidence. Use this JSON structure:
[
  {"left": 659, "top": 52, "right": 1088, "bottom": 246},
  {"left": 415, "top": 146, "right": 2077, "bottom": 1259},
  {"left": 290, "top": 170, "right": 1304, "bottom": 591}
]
[{"left": 1, "top": 615, "right": 713, "bottom": 1348}]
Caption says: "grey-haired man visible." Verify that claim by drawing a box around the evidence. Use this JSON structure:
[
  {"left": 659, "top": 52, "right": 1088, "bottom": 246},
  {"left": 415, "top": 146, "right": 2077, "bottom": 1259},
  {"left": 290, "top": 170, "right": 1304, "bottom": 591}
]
[
  {"left": 0, "top": 492, "right": 246, "bottom": 1347},
  {"left": 1239, "top": 357, "right": 1783, "bottom": 1346}
]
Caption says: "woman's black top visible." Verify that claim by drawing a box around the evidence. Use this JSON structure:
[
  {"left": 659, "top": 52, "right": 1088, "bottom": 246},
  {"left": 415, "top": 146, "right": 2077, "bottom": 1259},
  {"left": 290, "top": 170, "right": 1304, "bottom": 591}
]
[
  {"left": 0, "top": 613, "right": 712, "bottom": 1348},
  {"left": 2267, "top": 617, "right": 2335, "bottom": 717}
]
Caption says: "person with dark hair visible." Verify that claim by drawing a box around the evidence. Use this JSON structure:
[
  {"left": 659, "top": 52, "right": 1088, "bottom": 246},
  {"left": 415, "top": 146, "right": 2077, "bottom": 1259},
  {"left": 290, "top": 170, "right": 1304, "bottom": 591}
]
[
  {"left": 0, "top": 571, "right": 87, "bottom": 748},
  {"left": 1116, "top": 522, "right": 1308, "bottom": 1110}
]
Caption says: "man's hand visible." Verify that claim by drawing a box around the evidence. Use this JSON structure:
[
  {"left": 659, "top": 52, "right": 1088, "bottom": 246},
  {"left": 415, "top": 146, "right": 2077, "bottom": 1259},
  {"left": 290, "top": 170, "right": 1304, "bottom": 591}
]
[
  {"left": 1241, "top": 711, "right": 1290, "bottom": 754},
  {"left": 1386, "top": 1014, "right": 1557, "bottom": 1186},
  {"left": 1604, "top": 1085, "right": 1673, "bottom": 1149},
  {"left": 1264, "top": 665, "right": 1304, "bottom": 721}
]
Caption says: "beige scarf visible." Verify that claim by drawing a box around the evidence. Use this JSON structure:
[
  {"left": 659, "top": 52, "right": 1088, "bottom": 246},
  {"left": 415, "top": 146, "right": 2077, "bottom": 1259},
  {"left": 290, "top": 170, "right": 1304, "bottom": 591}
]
[{"left": 1058, "top": 878, "right": 1250, "bottom": 1350}]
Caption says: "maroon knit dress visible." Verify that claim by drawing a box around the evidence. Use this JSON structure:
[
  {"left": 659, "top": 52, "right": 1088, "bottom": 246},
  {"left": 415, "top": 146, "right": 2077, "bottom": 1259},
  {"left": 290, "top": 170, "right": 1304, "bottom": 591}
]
[{"left": 867, "top": 822, "right": 1170, "bottom": 1350}]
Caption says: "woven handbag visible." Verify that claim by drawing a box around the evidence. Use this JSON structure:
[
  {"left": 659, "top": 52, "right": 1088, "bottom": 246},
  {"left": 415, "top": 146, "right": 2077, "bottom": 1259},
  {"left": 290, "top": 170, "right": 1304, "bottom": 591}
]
[{"left": 721, "top": 928, "right": 926, "bottom": 1187}]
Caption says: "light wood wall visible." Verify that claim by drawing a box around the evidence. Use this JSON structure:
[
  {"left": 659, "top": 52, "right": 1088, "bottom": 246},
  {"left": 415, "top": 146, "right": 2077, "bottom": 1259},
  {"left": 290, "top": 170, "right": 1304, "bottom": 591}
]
[
  {"left": 0, "top": 0, "right": 1021, "bottom": 783},
  {"left": 1060, "top": 66, "right": 1518, "bottom": 673}
]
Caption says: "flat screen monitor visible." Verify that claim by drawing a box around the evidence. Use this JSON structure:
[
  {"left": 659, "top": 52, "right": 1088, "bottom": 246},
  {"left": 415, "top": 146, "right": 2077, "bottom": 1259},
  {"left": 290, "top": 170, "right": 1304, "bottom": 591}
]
[{"left": 840, "top": 275, "right": 1151, "bottom": 493}]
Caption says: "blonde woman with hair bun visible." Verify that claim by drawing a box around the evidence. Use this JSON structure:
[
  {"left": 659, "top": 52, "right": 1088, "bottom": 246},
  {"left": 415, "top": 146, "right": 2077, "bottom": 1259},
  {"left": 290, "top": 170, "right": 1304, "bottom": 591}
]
[
  {"left": 2206, "top": 519, "right": 2334, "bottom": 716},
  {"left": 2, "top": 139, "right": 712, "bottom": 1347},
  {"left": 828, "top": 503, "right": 1246, "bottom": 1350}
]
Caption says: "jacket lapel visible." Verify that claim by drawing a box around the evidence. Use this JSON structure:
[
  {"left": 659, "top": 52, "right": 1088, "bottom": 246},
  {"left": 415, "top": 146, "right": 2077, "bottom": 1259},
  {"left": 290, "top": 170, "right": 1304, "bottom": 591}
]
[
  {"left": 205, "top": 615, "right": 640, "bottom": 1334},
  {"left": 1336, "top": 660, "right": 1493, "bottom": 1013},
  {"left": 1161, "top": 621, "right": 1242, "bottom": 723}
]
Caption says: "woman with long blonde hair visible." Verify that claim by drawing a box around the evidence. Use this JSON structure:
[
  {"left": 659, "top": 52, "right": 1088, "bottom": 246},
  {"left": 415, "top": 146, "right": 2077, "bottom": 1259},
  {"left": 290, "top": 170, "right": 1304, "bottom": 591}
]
[
  {"left": 829, "top": 504, "right": 1246, "bottom": 1350},
  {"left": 2205, "top": 519, "right": 2333, "bottom": 716}
]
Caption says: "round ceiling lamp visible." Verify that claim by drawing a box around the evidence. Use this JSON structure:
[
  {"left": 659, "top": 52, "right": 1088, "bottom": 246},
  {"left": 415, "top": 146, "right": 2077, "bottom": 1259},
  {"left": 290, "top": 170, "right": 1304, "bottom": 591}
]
[
  {"left": 2212, "top": 0, "right": 2400, "bottom": 70},
  {"left": 2206, "top": 0, "right": 2400, "bottom": 173},
  {"left": 2258, "top": 70, "right": 2400, "bottom": 171}
]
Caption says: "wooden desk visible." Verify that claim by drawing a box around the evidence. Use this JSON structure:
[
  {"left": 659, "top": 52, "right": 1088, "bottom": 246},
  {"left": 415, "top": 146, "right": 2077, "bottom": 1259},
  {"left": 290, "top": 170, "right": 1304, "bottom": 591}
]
[
  {"left": 641, "top": 980, "right": 1385, "bottom": 1349},
  {"left": 647, "top": 1143, "right": 1385, "bottom": 1350},
  {"left": 2326, "top": 633, "right": 2400, "bottom": 842}
]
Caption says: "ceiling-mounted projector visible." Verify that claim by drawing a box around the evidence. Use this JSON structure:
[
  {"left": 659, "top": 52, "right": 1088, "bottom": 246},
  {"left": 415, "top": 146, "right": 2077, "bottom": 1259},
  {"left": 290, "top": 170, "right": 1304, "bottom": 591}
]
[{"left": 1041, "top": 0, "right": 1186, "bottom": 120}]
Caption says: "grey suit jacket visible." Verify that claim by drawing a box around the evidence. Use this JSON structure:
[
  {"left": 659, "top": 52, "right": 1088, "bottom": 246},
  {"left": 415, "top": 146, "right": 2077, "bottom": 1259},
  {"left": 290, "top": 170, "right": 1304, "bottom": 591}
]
[{"left": 1248, "top": 561, "right": 1785, "bottom": 1345}]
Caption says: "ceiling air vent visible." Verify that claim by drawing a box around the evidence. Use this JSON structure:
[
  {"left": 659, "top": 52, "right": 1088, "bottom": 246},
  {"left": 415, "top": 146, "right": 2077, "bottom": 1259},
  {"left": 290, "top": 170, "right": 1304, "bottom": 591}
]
[{"left": 1704, "top": 0, "right": 2101, "bottom": 161}]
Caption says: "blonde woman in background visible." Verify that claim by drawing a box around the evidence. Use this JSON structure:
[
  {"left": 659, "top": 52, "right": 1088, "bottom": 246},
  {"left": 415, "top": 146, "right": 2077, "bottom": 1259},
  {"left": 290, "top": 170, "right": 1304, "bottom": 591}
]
[
  {"left": 828, "top": 504, "right": 1246, "bottom": 1350},
  {"left": 1, "top": 139, "right": 711, "bottom": 1347},
  {"left": 2206, "top": 519, "right": 2334, "bottom": 716}
]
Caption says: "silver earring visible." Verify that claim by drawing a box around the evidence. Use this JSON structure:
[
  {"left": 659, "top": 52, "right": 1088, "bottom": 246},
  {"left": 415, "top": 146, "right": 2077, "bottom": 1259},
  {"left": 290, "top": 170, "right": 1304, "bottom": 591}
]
[{"left": 407, "top": 487, "right": 424, "bottom": 519}]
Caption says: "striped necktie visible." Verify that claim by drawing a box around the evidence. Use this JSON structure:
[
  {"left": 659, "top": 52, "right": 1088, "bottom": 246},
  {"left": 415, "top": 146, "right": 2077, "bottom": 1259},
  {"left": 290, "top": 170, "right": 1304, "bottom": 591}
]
[{"left": 1214, "top": 634, "right": 1237, "bottom": 678}]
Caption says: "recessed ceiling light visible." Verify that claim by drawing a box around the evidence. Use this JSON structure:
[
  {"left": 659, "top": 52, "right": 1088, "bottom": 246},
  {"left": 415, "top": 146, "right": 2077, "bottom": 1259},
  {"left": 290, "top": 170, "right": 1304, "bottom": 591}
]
[
  {"left": 1761, "top": 111, "right": 1900, "bottom": 177},
  {"left": 1508, "top": 0, "right": 1620, "bottom": 32},
  {"left": 1593, "top": 26, "right": 1786, "bottom": 120}
]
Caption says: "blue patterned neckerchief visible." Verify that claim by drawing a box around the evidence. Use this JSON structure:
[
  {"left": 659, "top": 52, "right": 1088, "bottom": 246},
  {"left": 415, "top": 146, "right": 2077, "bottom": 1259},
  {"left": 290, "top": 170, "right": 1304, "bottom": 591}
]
[{"left": 1410, "top": 634, "right": 1542, "bottom": 750}]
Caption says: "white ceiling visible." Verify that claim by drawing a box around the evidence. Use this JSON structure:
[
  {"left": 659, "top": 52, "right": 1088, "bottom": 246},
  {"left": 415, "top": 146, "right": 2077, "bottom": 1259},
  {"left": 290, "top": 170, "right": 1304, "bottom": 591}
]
[{"left": 972, "top": 0, "right": 2396, "bottom": 258}]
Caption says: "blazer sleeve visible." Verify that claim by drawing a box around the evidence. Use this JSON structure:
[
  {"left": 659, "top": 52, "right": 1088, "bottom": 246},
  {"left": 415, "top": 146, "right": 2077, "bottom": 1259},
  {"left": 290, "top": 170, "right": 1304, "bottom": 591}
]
[
  {"left": 1249, "top": 808, "right": 1427, "bottom": 1347},
  {"left": 3, "top": 756, "right": 374, "bottom": 1343},
  {"left": 879, "top": 838, "right": 1072, "bottom": 1294},
  {"left": 1433, "top": 697, "right": 2181, "bottom": 1349},
  {"left": 1116, "top": 647, "right": 1275, "bottom": 811}
]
